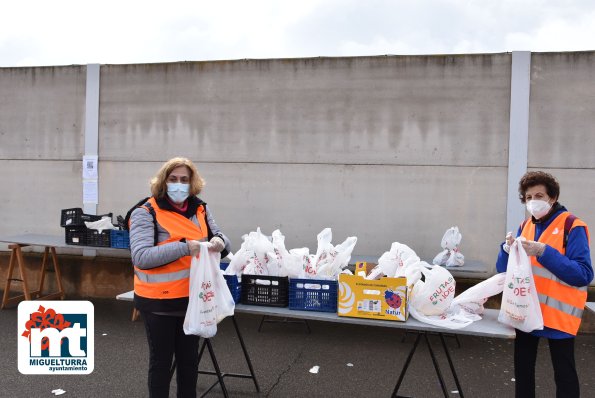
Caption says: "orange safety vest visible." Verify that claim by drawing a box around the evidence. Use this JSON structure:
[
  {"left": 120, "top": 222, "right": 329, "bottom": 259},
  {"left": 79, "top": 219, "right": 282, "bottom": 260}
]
[
  {"left": 133, "top": 197, "right": 208, "bottom": 299},
  {"left": 521, "top": 212, "right": 590, "bottom": 335}
]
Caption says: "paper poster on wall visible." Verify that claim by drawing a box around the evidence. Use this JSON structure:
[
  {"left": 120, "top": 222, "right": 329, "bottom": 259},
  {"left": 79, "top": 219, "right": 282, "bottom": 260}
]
[
  {"left": 82, "top": 156, "right": 98, "bottom": 179},
  {"left": 83, "top": 180, "right": 98, "bottom": 204}
]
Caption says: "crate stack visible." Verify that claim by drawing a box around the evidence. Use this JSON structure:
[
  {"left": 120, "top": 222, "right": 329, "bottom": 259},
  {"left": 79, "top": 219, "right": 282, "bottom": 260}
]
[
  {"left": 237, "top": 274, "right": 338, "bottom": 313},
  {"left": 60, "top": 208, "right": 113, "bottom": 247}
]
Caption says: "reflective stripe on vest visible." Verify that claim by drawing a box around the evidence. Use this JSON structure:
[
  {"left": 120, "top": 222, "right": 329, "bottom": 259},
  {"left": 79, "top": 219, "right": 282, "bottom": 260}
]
[
  {"left": 521, "top": 212, "right": 590, "bottom": 335},
  {"left": 537, "top": 293, "right": 584, "bottom": 318},
  {"left": 134, "top": 197, "right": 208, "bottom": 299},
  {"left": 134, "top": 268, "right": 190, "bottom": 283}
]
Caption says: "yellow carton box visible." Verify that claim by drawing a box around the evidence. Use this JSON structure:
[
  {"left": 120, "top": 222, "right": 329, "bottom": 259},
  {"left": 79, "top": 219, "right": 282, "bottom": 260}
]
[{"left": 338, "top": 274, "right": 409, "bottom": 321}]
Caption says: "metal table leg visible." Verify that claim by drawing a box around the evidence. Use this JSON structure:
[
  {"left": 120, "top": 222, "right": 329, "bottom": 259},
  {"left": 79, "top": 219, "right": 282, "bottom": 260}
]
[
  {"left": 425, "top": 333, "right": 449, "bottom": 397},
  {"left": 232, "top": 316, "right": 260, "bottom": 391},
  {"left": 392, "top": 331, "right": 465, "bottom": 398},
  {"left": 439, "top": 333, "right": 465, "bottom": 398},
  {"left": 392, "top": 332, "right": 422, "bottom": 398},
  {"left": 196, "top": 315, "right": 260, "bottom": 396},
  {"left": 200, "top": 339, "right": 229, "bottom": 398}
]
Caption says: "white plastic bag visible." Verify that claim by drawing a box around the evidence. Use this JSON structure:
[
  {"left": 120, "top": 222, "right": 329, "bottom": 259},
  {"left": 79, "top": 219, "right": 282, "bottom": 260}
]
[
  {"left": 450, "top": 273, "right": 506, "bottom": 319},
  {"left": 301, "top": 228, "right": 333, "bottom": 278},
  {"left": 271, "top": 230, "right": 290, "bottom": 277},
  {"left": 410, "top": 272, "right": 506, "bottom": 330},
  {"left": 315, "top": 236, "right": 357, "bottom": 280},
  {"left": 445, "top": 248, "right": 465, "bottom": 267},
  {"left": 84, "top": 217, "right": 116, "bottom": 233},
  {"left": 408, "top": 305, "right": 475, "bottom": 330},
  {"left": 410, "top": 263, "right": 456, "bottom": 316},
  {"left": 225, "top": 241, "right": 251, "bottom": 276},
  {"left": 225, "top": 227, "right": 274, "bottom": 276},
  {"left": 372, "top": 242, "right": 421, "bottom": 281},
  {"left": 296, "top": 228, "right": 357, "bottom": 280},
  {"left": 251, "top": 228, "right": 275, "bottom": 270},
  {"left": 432, "top": 226, "right": 465, "bottom": 267},
  {"left": 243, "top": 251, "right": 267, "bottom": 275},
  {"left": 441, "top": 226, "right": 462, "bottom": 250},
  {"left": 498, "top": 239, "right": 543, "bottom": 332},
  {"left": 313, "top": 228, "right": 334, "bottom": 267},
  {"left": 285, "top": 248, "right": 309, "bottom": 278},
  {"left": 184, "top": 243, "right": 235, "bottom": 337}
]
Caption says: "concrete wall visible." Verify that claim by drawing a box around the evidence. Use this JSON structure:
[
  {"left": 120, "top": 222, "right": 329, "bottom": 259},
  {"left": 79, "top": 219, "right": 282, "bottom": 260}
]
[
  {"left": 0, "top": 66, "right": 86, "bottom": 247},
  {"left": 527, "top": 52, "right": 595, "bottom": 243},
  {"left": 0, "top": 53, "right": 593, "bottom": 281}
]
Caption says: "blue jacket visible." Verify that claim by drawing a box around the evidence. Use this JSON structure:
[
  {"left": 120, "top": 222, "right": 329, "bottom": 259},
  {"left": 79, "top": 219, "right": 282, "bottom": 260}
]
[{"left": 496, "top": 204, "right": 593, "bottom": 339}]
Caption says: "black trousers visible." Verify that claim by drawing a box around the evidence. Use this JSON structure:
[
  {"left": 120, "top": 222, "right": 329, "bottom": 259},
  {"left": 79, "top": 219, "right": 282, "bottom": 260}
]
[
  {"left": 514, "top": 329, "right": 579, "bottom": 398},
  {"left": 142, "top": 312, "right": 200, "bottom": 398}
]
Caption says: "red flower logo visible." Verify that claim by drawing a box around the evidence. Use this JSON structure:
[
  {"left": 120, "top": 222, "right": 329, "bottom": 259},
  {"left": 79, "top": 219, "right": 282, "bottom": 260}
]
[{"left": 21, "top": 305, "right": 72, "bottom": 350}]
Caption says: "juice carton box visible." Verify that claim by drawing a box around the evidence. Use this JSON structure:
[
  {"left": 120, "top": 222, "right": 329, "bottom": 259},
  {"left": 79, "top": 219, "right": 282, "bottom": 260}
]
[{"left": 338, "top": 274, "right": 409, "bottom": 321}]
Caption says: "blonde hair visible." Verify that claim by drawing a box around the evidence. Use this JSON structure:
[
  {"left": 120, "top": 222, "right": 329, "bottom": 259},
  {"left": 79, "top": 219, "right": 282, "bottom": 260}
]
[{"left": 150, "top": 157, "right": 205, "bottom": 199}]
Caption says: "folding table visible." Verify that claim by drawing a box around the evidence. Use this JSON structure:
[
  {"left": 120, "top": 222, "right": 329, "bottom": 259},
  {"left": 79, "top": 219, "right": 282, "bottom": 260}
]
[
  {"left": 0, "top": 234, "right": 127, "bottom": 309},
  {"left": 233, "top": 304, "right": 515, "bottom": 398}
]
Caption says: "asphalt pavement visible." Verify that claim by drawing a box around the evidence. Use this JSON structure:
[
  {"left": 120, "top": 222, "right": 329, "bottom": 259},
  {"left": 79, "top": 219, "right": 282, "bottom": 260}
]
[{"left": 2, "top": 298, "right": 595, "bottom": 398}]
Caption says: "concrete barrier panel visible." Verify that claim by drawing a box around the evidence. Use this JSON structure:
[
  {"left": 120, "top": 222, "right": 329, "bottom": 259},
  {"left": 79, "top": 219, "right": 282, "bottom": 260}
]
[
  {"left": 529, "top": 52, "right": 595, "bottom": 169},
  {"left": 0, "top": 160, "right": 82, "bottom": 251},
  {"left": 98, "top": 55, "right": 511, "bottom": 166},
  {"left": 0, "top": 66, "right": 86, "bottom": 159}
]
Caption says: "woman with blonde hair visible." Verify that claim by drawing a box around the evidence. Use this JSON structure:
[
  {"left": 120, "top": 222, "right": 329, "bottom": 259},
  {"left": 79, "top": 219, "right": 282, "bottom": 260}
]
[{"left": 129, "top": 157, "right": 230, "bottom": 398}]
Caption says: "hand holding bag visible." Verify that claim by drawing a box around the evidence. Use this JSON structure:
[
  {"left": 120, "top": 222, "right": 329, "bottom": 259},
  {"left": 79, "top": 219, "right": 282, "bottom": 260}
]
[
  {"left": 184, "top": 243, "right": 235, "bottom": 338},
  {"left": 498, "top": 238, "right": 544, "bottom": 332}
]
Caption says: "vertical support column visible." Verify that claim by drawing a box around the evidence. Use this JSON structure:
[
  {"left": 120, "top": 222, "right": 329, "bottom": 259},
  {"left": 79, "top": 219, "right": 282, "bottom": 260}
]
[
  {"left": 83, "top": 64, "right": 100, "bottom": 257},
  {"left": 506, "top": 51, "right": 531, "bottom": 234},
  {"left": 83, "top": 64, "right": 100, "bottom": 216}
]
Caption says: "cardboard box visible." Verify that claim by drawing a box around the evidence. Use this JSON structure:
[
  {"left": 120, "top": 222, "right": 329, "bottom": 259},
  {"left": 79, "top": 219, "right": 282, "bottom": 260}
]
[{"left": 338, "top": 274, "right": 409, "bottom": 321}]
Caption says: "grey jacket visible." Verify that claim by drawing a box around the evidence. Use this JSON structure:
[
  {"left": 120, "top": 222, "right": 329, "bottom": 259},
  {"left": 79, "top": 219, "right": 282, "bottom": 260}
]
[{"left": 129, "top": 198, "right": 231, "bottom": 270}]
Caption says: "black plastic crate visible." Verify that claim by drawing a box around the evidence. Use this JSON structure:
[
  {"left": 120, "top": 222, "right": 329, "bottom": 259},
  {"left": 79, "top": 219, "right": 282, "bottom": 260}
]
[
  {"left": 240, "top": 274, "right": 289, "bottom": 307},
  {"left": 65, "top": 227, "right": 111, "bottom": 247},
  {"left": 60, "top": 208, "right": 113, "bottom": 227},
  {"left": 65, "top": 227, "right": 87, "bottom": 246},
  {"left": 289, "top": 278, "right": 338, "bottom": 313},
  {"left": 86, "top": 229, "right": 111, "bottom": 247}
]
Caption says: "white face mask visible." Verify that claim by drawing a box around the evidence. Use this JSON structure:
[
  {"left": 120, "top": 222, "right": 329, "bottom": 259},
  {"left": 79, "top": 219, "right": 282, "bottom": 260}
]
[
  {"left": 166, "top": 183, "right": 190, "bottom": 204},
  {"left": 526, "top": 199, "right": 552, "bottom": 219}
]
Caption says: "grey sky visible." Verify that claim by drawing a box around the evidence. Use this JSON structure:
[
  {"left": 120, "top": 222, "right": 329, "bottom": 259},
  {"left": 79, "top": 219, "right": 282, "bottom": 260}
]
[{"left": 1, "top": 0, "right": 594, "bottom": 67}]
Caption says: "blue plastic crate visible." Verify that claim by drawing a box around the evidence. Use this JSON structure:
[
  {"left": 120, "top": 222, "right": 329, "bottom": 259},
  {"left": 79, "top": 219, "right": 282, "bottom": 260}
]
[
  {"left": 110, "top": 229, "right": 130, "bottom": 249},
  {"left": 289, "top": 278, "right": 338, "bottom": 313},
  {"left": 224, "top": 275, "right": 241, "bottom": 303},
  {"left": 220, "top": 262, "right": 241, "bottom": 303}
]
